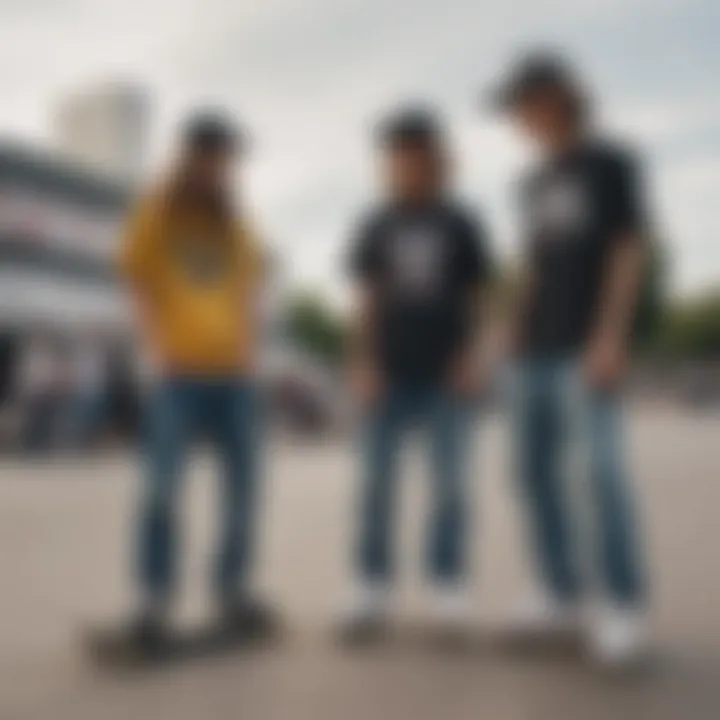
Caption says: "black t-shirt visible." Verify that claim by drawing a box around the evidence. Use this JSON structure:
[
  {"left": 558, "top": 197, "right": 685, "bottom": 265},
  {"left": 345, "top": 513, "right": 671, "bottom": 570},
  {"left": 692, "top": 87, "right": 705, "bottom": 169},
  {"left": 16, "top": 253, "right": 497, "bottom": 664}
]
[
  {"left": 349, "top": 200, "right": 492, "bottom": 385},
  {"left": 518, "top": 140, "right": 648, "bottom": 358}
]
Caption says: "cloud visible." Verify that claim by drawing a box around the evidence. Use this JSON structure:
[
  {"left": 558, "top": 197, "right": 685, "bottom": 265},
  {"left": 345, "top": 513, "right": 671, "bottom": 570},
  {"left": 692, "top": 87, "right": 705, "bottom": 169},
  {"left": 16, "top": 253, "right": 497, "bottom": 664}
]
[
  {"left": 607, "top": 98, "right": 720, "bottom": 147},
  {"left": 655, "top": 154, "right": 720, "bottom": 293},
  {"left": 0, "top": 0, "right": 717, "bottom": 299}
]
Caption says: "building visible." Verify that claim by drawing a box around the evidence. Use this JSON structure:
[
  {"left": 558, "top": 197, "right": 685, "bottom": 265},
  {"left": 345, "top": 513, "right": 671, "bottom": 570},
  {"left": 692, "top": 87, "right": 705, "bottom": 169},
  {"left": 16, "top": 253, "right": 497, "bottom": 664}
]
[
  {"left": 0, "top": 141, "right": 343, "bottom": 442},
  {"left": 54, "top": 81, "right": 149, "bottom": 182},
  {"left": 0, "top": 142, "right": 132, "bottom": 408}
]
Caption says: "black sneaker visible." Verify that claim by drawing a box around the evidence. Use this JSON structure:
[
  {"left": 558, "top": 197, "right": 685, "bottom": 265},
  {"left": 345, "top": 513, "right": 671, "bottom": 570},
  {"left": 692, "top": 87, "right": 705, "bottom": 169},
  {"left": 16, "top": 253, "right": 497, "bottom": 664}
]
[
  {"left": 87, "top": 613, "right": 170, "bottom": 666},
  {"left": 218, "top": 596, "right": 281, "bottom": 641}
]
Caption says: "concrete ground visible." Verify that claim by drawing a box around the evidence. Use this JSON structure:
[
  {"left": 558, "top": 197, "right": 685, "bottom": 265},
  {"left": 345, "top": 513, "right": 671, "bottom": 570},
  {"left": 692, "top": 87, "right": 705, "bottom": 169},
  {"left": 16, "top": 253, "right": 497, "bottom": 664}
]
[{"left": 0, "top": 408, "right": 719, "bottom": 720}]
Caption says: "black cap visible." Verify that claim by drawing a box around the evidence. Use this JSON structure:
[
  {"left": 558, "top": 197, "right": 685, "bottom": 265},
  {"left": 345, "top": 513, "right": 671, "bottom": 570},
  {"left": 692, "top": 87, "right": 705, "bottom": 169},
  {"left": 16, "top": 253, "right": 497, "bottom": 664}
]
[
  {"left": 485, "top": 51, "right": 582, "bottom": 113},
  {"left": 182, "top": 109, "right": 245, "bottom": 154},
  {"left": 376, "top": 105, "right": 444, "bottom": 150}
]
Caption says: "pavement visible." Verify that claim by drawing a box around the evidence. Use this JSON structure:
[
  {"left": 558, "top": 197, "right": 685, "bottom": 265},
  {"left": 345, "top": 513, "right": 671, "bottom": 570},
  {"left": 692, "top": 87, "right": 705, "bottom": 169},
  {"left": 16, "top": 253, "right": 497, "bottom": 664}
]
[{"left": 0, "top": 408, "right": 719, "bottom": 719}]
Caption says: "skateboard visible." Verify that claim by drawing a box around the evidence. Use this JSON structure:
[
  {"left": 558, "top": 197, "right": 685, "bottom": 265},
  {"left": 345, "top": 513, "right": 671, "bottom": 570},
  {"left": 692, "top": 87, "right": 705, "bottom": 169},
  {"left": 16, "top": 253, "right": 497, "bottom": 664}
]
[{"left": 84, "top": 620, "right": 279, "bottom": 671}]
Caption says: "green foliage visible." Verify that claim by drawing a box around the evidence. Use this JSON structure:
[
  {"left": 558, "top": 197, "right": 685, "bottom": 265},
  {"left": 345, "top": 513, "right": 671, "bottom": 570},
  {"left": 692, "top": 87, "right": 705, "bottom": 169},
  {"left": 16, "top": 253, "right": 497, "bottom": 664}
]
[
  {"left": 654, "top": 291, "right": 720, "bottom": 359},
  {"left": 285, "top": 291, "right": 347, "bottom": 366},
  {"left": 633, "top": 241, "right": 668, "bottom": 350}
]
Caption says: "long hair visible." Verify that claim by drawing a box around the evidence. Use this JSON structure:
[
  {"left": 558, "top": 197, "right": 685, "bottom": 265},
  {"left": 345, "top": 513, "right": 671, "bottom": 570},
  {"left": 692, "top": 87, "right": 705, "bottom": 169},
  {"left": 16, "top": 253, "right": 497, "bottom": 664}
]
[
  {"left": 163, "top": 157, "right": 236, "bottom": 230},
  {"left": 427, "top": 141, "right": 452, "bottom": 195}
]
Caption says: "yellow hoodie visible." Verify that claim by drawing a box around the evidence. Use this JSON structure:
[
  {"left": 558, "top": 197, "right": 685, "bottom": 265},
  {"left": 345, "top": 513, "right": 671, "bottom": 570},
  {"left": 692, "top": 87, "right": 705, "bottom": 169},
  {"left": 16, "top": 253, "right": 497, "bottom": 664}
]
[{"left": 120, "top": 194, "right": 264, "bottom": 375}]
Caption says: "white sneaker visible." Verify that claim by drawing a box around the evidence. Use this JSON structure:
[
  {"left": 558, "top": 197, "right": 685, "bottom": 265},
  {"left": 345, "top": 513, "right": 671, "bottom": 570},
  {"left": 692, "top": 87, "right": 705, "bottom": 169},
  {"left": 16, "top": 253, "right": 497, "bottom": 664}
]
[
  {"left": 429, "top": 583, "right": 472, "bottom": 631},
  {"left": 589, "top": 605, "right": 647, "bottom": 668},
  {"left": 506, "top": 589, "right": 582, "bottom": 637},
  {"left": 338, "top": 580, "right": 390, "bottom": 638}
]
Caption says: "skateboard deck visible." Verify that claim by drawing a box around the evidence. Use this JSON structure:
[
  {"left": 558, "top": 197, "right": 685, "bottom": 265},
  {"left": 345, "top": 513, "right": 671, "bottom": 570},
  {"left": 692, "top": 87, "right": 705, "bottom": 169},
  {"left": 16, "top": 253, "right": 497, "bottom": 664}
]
[{"left": 84, "top": 621, "right": 278, "bottom": 671}]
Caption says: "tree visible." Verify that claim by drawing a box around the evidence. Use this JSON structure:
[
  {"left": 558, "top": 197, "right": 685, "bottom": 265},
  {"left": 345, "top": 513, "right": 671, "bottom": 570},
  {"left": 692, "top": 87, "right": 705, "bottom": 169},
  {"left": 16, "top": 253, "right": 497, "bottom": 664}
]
[
  {"left": 633, "top": 241, "right": 669, "bottom": 352},
  {"left": 655, "top": 291, "right": 720, "bottom": 359},
  {"left": 284, "top": 291, "right": 347, "bottom": 366}
]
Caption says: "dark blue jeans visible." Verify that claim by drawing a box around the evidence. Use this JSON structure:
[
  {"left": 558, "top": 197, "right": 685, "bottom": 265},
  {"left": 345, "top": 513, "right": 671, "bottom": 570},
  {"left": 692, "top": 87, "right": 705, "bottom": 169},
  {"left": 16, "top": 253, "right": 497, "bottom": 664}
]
[
  {"left": 356, "top": 385, "right": 473, "bottom": 584},
  {"left": 138, "top": 377, "right": 260, "bottom": 605},
  {"left": 509, "top": 360, "right": 645, "bottom": 604}
]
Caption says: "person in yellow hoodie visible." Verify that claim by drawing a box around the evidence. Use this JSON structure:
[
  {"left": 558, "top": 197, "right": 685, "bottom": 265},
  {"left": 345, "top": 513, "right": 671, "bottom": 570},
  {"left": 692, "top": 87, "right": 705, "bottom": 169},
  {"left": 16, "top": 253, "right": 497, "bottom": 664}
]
[{"left": 111, "top": 111, "right": 276, "bottom": 655}]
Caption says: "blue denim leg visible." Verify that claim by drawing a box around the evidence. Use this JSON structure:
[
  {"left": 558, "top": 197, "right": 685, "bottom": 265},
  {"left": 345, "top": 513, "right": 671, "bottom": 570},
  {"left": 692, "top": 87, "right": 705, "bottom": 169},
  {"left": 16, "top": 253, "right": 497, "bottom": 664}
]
[
  {"left": 138, "top": 380, "right": 196, "bottom": 603},
  {"left": 555, "top": 366, "right": 645, "bottom": 604},
  {"left": 583, "top": 388, "right": 645, "bottom": 603},
  {"left": 204, "top": 380, "right": 260, "bottom": 601},
  {"left": 509, "top": 362, "right": 580, "bottom": 599},
  {"left": 425, "top": 392, "right": 472, "bottom": 582},
  {"left": 356, "top": 390, "right": 411, "bottom": 582}
]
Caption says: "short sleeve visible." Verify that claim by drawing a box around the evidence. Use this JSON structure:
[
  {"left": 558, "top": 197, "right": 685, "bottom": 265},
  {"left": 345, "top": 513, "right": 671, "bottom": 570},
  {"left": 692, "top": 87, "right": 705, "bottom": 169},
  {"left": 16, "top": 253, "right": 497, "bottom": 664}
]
[
  {"left": 347, "top": 212, "right": 383, "bottom": 282},
  {"left": 118, "top": 196, "right": 162, "bottom": 288},
  {"left": 604, "top": 151, "right": 648, "bottom": 241},
  {"left": 455, "top": 210, "right": 493, "bottom": 288}
]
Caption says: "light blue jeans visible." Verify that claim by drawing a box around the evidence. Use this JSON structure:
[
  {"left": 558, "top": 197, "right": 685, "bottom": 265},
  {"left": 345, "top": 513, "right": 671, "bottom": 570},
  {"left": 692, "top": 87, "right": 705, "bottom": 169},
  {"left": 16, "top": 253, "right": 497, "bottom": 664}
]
[
  {"left": 138, "top": 378, "right": 261, "bottom": 605},
  {"left": 509, "top": 360, "right": 645, "bottom": 604},
  {"left": 356, "top": 386, "right": 474, "bottom": 584}
]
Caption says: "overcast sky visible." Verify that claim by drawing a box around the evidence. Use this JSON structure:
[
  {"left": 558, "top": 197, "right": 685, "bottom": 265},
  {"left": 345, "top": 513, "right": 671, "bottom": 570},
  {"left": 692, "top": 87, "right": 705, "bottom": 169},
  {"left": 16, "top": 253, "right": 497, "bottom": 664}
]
[{"left": 0, "top": 0, "right": 718, "bottom": 301}]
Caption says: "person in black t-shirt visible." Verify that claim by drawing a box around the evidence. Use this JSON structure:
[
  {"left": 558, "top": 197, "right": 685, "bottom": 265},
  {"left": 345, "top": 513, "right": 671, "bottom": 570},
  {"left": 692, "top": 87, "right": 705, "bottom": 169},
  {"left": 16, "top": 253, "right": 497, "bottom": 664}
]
[
  {"left": 487, "top": 52, "right": 649, "bottom": 666},
  {"left": 342, "top": 107, "right": 493, "bottom": 638}
]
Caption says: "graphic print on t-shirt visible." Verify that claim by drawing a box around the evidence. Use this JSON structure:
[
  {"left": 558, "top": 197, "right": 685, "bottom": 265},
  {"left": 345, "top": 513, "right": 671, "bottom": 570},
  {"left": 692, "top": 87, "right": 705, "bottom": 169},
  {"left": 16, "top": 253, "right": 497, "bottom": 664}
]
[
  {"left": 518, "top": 141, "right": 647, "bottom": 357},
  {"left": 530, "top": 176, "right": 589, "bottom": 237},
  {"left": 349, "top": 201, "right": 491, "bottom": 383},
  {"left": 387, "top": 224, "right": 443, "bottom": 299},
  {"left": 172, "top": 234, "right": 232, "bottom": 286}
]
